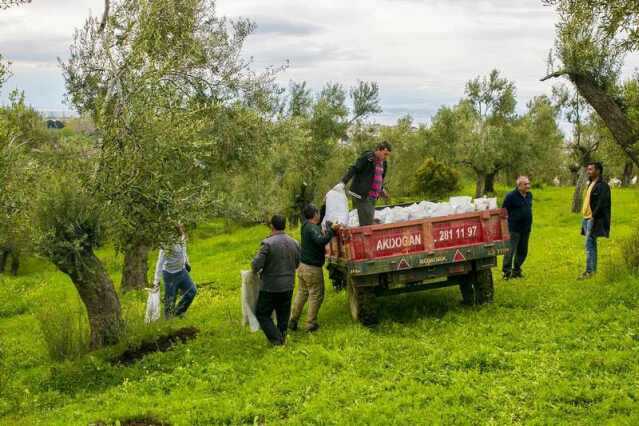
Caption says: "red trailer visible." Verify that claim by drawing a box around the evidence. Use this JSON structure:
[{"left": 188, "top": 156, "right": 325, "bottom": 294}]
[{"left": 326, "top": 207, "right": 510, "bottom": 324}]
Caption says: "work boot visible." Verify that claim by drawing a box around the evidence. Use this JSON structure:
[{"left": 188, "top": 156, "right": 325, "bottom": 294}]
[
  {"left": 288, "top": 319, "right": 298, "bottom": 331},
  {"left": 306, "top": 323, "right": 320, "bottom": 332},
  {"left": 577, "top": 271, "right": 593, "bottom": 280},
  {"left": 511, "top": 270, "right": 523, "bottom": 279}
]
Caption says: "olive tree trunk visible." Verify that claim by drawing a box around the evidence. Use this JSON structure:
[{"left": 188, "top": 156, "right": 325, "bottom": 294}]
[
  {"left": 475, "top": 173, "right": 486, "bottom": 198},
  {"left": 571, "top": 167, "right": 588, "bottom": 213},
  {"left": 484, "top": 172, "right": 497, "bottom": 194},
  {"left": 51, "top": 249, "right": 122, "bottom": 349},
  {"left": 622, "top": 161, "right": 634, "bottom": 186},
  {"left": 121, "top": 240, "right": 151, "bottom": 292}
]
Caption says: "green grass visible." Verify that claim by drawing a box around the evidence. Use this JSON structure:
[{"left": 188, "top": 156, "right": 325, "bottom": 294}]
[{"left": 1, "top": 186, "right": 639, "bottom": 425}]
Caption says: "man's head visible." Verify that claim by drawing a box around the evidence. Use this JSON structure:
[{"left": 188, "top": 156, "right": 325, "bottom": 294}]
[
  {"left": 586, "top": 162, "right": 603, "bottom": 180},
  {"left": 374, "top": 141, "right": 392, "bottom": 161},
  {"left": 303, "top": 204, "right": 320, "bottom": 224},
  {"left": 516, "top": 176, "right": 531, "bottom": 193},
  {"left": 270, "top": 214, "right": 286, "bottom": 232}
]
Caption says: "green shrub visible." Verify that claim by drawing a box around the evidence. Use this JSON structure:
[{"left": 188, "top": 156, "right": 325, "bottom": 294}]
[
  {"left": 621, "top": 225, "right": 639, "bottom": 274},
  {"left": 414, "top": 158, "right": 462, "bottom": 200},
  {"left": 36, "top": 298, "right": 90, "bottom": 361}
]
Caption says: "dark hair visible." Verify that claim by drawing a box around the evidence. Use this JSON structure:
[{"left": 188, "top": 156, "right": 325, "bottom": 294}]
[
  {"left": 270, "top": 214, "right": 286, "bottom": 231},
  {"left": 303, "top": 204, "right": 318, "bottom": 220},
  {"left": 376, "top": 141, "right": 392, "bottom": 152},
  {"left": 587, "top": 161, "right": 604, "bottom": 175}
]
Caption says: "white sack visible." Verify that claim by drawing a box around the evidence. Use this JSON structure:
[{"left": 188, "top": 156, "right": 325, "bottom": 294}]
[
  {"left": 322, "top": 183, "right": 350, "bottom": 228},
  {"left": 144, "top": 287, "right": 161, "bottom": 324},
  {"left": 348, "top": 209, "right": 360, "bottom": 227},
  {"left": 241, "top": 270, "right": 262, "bottom": 332}
]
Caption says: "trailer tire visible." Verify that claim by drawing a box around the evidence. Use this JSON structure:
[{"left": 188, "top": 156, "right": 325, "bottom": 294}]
[
  {"left": 348, "top": 279, "right": 377, "bottom": 326},
  {"left": 459, "top": 279, "right": 475, "bottom": 306},
  {"left": 459, "top": 269, "right": 494, "bottom": 305},
  {"left": 474, "top": 269, "right": 494, "bottom": 304}
]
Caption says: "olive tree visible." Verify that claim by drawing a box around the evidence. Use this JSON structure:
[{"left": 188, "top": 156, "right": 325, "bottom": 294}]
[
  {"left": 62, "top": 0, "right": 278, "bottom": 293},
  {"left": 542, "top": 0, "right": 639, "bottom": 168},
  {"left": 274, "top": 80, "right": 381, "bottom": 223},
  {"left": 552, "top": 83, "right": 599, "bottom": 212}
]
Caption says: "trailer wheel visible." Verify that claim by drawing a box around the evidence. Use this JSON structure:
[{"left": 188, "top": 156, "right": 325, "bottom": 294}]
[
  {"left": 348, "top": 279, "right": 378, "bottom": 326},
  {"left": 459, "top": 269, "right": 494, "bottom": 305},
  {"left": 459, "top": 279, "right": 475, "bottom": 306},
  {"left": 474, "top": 269, "right": 494, "bottom": 304}
]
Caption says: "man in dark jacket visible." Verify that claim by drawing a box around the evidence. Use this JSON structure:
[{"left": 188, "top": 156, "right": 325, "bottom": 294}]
[
  {"left": 289, "top": 205, "right": 340, "bottom": 332},
  {"left": 340, "top": 141, "right": 392, "bottom": 226},
  {"left": 252, "top": 215, "right": 301, "bottom": 345},
  {"left": 502, "top": 176, "right": 533, "bottom": 279},
  {"left": 579, "top": 162, "right": 611, "bottom": 280}
]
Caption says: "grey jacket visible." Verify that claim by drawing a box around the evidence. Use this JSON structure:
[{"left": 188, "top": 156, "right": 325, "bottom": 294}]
[{"left": 251, "top": 232, "right": 301, "bottom": 292}]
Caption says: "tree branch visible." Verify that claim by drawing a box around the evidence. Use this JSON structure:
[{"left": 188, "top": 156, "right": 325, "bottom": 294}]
[
  {"left": 540, "top": 70, "right": 571, "bottom": 82},
  {"left": 98, "top": 0, "right": 110, "bottom": 33}
]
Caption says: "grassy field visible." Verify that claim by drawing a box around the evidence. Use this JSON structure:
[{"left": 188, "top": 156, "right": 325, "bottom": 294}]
[{"left": 1, "top": 186, "right": 639, "bottom": 425}]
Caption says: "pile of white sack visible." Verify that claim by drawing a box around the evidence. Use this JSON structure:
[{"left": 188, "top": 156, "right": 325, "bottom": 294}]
[
  {"left": 322, "top": 184, "right": 498, "bottom": 228},
  {"left": 348, "top": 196, "right": 498, "bottom": 227}
]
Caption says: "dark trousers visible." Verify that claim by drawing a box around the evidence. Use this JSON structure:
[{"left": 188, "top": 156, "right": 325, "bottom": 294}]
[
  {"left": 503, "top": 231, "right": 530, "bottom": 275},
  {"left": 163, "top": 269, "right": 197, "bottom": 319},
  {"left": 353, "top": 197, "right": 376, "bottom": 226},
  {"left": 256, "top": 290, "right": 293, "bottom": 345}
]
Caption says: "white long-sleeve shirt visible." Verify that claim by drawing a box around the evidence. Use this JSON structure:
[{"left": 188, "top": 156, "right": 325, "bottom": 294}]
[{"left": 153, "top": 239, "right": 189, "bottom": 285}]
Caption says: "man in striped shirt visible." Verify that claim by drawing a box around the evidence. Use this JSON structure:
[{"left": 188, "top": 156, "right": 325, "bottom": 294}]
[{"left": 340, "top": 141, "right": 392, "bottom": 226}]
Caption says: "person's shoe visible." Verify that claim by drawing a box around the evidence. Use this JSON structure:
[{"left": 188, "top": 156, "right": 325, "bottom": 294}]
[
  {"left": 577, "top": 271, "right": 593, "bottom": 280},
  {"left": 502, "top": 271, "right": 512, "bottom": 280},
  {"left": 288, "top": 319, "right": 298, "bottom": 331},
  {"left": 305, "top": 323, "right": 320, "bottom": 332},
  {"left": 511, "top": 271, "right": 523, "bottom": 279}
]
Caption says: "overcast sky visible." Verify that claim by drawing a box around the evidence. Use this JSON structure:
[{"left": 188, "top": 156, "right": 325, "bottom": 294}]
[{"left": 0, "top": 0, "right": 636, "bottom": 124}]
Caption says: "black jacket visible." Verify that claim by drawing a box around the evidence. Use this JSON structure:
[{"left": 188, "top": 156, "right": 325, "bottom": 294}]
[
  {"left": 341, "top": 151, "right": 387, "bottom": 199},
  {"left": 502, "top": 189, "right": 533, "bottom": 234},
  {"left": 300, "top": 221, "right": 333, "bottom": 267},
  {"left": 581, "top": 178, "right": 611, "bottom": 238},
  {"left": 251, "top": 232, "right": 301, "bottom": 292}
]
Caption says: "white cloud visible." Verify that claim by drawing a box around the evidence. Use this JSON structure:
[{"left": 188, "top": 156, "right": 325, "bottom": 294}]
[{"left": 2, "top": 0, "right": 632, "bottom": 124}]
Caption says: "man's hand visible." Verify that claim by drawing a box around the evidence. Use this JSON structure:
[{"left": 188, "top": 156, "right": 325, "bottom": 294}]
[
  {"left": 334, "top": 182, "right": 345, "bottom": 191},
  {"left": 331, "top": 223, "right": 342, "bottom": 231}
]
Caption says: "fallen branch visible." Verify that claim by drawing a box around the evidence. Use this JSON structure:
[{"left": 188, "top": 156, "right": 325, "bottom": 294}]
[{"left": 112, "top": 326, "right": 199, "bottom": 365}]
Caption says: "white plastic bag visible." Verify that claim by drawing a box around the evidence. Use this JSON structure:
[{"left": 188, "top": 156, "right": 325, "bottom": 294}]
[
  {"left": 449, "top": 196, "right": 474, "bottom": 214},
  {"left": 144, "top": 287, "right": 161, "bottom": 324},
  {"left": 432, "top": 202, "right": 454, "bottom": 217},
  {"left": 241, "top": 270, "right": 261, "bottom": 332},
  {"left": 322, "top": 183, "right": 350, "bottom": 228},
  {"left": 348, "top": 209, "right": 360, "bottom": 227},
  {"left": 377, "top": 207, "right": 392, "bottom": 224},
  {"left": 387, "top": 206, "right": 410, "bottom": 223},
  {"left": 473, "top": 197, "right": 497, "bottom": 211}
]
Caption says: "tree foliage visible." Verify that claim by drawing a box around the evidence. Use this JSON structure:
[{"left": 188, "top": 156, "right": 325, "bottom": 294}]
[
  {"left": 62, "top": 0, "right": 280, "bottom": 249},
  {"left": 543, "top": 0, "right": 639, "bottom": 167},
  {"left": 414, "top": 158, "right": 461, "bottom": 200}
]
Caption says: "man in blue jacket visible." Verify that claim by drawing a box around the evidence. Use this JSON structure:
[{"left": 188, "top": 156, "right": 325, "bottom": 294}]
[{"left": 502, "top": 176, "right": 533, "bottom": 279}]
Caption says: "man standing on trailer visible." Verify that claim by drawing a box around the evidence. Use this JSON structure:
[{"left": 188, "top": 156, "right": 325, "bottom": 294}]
[
  {"left": 339, "top": 141, "right": 392, "bottom": 226},
  {"left": 502, "top": 176, "right": 533, "bottom": 279}
]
